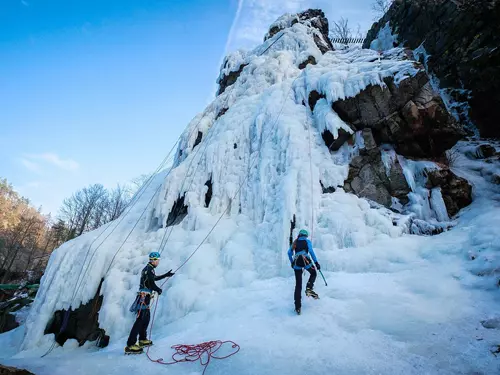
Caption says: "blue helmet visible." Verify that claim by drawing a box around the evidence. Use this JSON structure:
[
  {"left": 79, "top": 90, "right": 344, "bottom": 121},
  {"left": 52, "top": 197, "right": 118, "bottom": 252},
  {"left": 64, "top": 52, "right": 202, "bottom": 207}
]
[
  {"left": 298, "top": 229, "right": 309, "bottom": 237},
  {"left": 149, "top": 251, "right": 161, "bottom": 260}
]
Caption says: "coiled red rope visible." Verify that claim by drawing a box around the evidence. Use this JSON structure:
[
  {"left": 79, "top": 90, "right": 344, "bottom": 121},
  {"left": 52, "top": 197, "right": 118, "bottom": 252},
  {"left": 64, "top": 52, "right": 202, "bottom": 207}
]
[
  {"left": 145, "top": 275, "right": 240, "bottom": 373},
  {"left": 147, "top": 340, "right": 240, "bottom": 375}
]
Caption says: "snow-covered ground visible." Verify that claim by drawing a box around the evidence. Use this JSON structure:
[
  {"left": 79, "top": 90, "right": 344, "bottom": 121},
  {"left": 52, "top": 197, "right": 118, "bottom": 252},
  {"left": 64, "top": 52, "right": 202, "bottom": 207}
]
[
  {"left": 1, "top": 13, "right": 499, "bottom": 375},
  {"left": 2, "top": 144, "right": 499, "bottom": 375}
]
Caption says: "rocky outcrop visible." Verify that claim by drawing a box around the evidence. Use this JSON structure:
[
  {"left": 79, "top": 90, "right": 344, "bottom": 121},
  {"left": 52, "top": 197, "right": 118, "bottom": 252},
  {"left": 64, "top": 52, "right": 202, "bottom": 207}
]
[
  {"left": 264, "top": 9, "right": 333, "bottom": 53},
  {"left": 308, "top": 90, "right": 326, "bottom": 111},
  {"left": 425, "top": 168, "right": 472, "bottom": 217},
  {"left": 1, "top": 313, "right": 18, "bottom": 334},
  {"left": 344, "top": 146, "right": 411, "bottom": 207},
  {"left": 217, "top": 63, "right": 248, "bottom": 96},
  {"left": 216, "top": 107, "right": 228, "bottom": 120},
  {"left": 297, "top": 9, "right": 334, "bottom": 53},
  {"left": 475, "top": 144, "right": 497, "bottom": 159},
  {"left": 322, "top": 127, "right": 354, "bottom": 152},
  {"left": 364, "top": 0, "right": 500, "bottom": 138},
  {"left": 320, "top": 181, "right": 336, "bottom": 194},
  {"left": 298, "top": 55, "right": 317, "bottom": 69},
  {"left": 0, "top": 365, "right": 34, "bottom": 375},
  {"left": 166, "top": 194, "right": 188, "bottom": 227},
  {"left": 332, "top": 71, "right": 465, "bottom": 158},
  {"left": 45, "top": 279, "right": 108, "bottom": 348},
  {"left": 204, "top": 178, "right": 213, "bottom": 208},
  {"left": 193, "top": 131, "right": 203, "bottom": 149}
]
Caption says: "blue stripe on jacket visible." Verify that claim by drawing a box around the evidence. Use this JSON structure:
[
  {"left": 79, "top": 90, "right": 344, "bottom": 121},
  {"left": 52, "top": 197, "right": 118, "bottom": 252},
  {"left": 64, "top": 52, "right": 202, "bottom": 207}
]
[{"left": 288, "top": 236, "right": 318, "bottom": 270}]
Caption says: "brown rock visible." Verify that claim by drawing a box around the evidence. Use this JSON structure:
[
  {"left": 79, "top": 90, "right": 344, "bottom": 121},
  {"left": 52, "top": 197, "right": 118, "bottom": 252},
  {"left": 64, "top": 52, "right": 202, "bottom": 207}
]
[
  {"left": 332, "top": 72, "right": 464, "bottom": 158},
  {"left": 492, "top": 174, "right": 500, "bottom": 185},
  {"left": 0, "top": 365, "right": 35, "bottom": 375},
  {"left": 264, "top": 9, "right": 334, "bottom": 53},
  {"left": 476, "top": 144, "right": 496, "bottom": 159},
  {"left": 426, "top": 168, "right": 472, "bottom": 216},
  {"left": 344, "top": 147, "right": 411, "bottom": 208},
  {"left": 322, "top": 128, "right": 353, "bottom": 152},
  {"left": 363, "top": 0, "right": 500, "bottom": 138},
  {"left": 362, "top": 128, "right": 377, "bottom": 150},
  {"left": 298, "top": 55, "right": 317, "bottom": 69},
  {"left": 217, "top": 63, "right": 248, "bottom": 95},
  {"left": 308, "top": 90, "right": 326, "bottom": 111}
]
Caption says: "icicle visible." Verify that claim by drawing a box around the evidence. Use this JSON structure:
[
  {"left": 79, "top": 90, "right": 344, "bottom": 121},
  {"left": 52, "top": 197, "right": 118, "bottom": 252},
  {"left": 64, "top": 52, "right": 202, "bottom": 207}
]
[
  {"left": 380, "top": 145, "right": 397, "bottom": 177},
  {"left": 430, "top": 188, "right": 450, "bottom": 222}
]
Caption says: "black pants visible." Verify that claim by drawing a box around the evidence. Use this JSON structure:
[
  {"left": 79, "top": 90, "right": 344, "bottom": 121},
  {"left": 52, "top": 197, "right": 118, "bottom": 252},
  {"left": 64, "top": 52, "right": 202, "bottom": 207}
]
[
  {"left": 294, "top": 268, "right": 317, "bottom": 309},
  {"left": 127, "top": 308, "right": 150, "bottom": 347}
]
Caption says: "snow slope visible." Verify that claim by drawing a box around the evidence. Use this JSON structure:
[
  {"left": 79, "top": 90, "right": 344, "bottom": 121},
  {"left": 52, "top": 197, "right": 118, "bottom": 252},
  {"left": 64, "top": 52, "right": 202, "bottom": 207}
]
[{"left": 1, "top": 13, "right": 499, "bottom": 375}]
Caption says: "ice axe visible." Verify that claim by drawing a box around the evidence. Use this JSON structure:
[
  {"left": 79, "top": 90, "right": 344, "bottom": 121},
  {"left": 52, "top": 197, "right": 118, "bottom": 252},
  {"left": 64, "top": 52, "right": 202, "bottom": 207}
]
[
  {"left": 318, "top": 269, "right": 327, "bottom": 286},
  {"left": 311, "top": 261, "right": 327, "bottom": 286}
]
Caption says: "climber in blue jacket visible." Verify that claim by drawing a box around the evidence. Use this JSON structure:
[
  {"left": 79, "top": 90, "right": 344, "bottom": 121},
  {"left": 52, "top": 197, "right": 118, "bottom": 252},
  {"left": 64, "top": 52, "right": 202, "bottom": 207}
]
[{"left": 288, "top": 229, "right": 320, "bottom": 314}]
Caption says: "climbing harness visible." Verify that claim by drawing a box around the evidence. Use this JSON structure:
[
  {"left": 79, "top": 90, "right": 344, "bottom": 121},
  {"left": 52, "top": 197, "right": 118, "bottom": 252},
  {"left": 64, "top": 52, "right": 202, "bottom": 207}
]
[{"left": 129, "top": 290, "right": 153, "bottom": 315}]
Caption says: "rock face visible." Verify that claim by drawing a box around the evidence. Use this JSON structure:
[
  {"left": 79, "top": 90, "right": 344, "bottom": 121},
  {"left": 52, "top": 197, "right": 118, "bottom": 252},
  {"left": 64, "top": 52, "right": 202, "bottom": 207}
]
[
  {"left": 44, "top": 279, "right": 108, "bottom": 347},
  {"left": 265, "top": 9, "right": 333, "bottom": 53},
  {"left": 217, "top": 9, "right": 333, "bottom": 96},
  {"left": 298, "top": 55, "right": 317, "bottom": 69},
  {"left": 0, "top": 365, "right": 34, "bottom": 375},
  {"left": 475, "top": 144, "right": 497, "bottom": 159},
  {"left": 344, "top": 146, "right": 411, "bottom": 207},
  {"left": 332, "top": 71, "right": 465, "bottom": 158},
  {"left": 425, "top": 168, "right": 473, "bottom": 217},
  {"left": 1, "top": 313, "right": 18, "bottom": 333},
  {"left": 217, "top": 63, "right": 248, "bottom": 96},
  {"left": 364, "top": 0, "right": 500, "bottom": 138}
]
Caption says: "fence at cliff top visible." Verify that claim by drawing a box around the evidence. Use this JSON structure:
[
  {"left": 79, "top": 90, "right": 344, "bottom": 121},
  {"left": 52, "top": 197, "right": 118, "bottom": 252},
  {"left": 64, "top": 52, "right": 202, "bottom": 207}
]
[{"left": 331, "top": 37, "right": 365, "bottom": 44}]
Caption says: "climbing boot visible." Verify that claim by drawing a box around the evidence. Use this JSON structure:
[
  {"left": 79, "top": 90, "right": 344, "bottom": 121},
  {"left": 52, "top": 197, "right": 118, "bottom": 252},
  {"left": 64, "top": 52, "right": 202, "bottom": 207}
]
[
  {"left": 305, "top": 288, "right": 319, "bottom": 299},
  {"left": 295, "top": 307, "right": 301, "bottom": 315},
  {"left": 139, "top": 339, "right": 153, "bottom": 347},
  {"left": 124, "top": 344, "right": 143, "bottom": 354}
]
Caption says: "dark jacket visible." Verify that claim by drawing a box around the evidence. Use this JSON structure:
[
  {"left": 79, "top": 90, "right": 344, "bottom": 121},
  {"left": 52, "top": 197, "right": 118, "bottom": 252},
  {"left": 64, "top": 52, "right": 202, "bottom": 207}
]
[
  {"left": 288, "top": 235, "right": 318, "bottom": 270},
  {"left": 139, "top": 262, "right": 169, "bottom": 293},
  {"left": 128, "top": 263, "right": 171, "bottom": 312}
]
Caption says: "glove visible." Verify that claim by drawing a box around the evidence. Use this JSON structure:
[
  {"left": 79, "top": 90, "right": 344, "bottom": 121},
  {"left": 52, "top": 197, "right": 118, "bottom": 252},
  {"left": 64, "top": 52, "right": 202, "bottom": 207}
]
[
  {"left": 166, "top": 269, "right": 175, "bottom": 277},
  {"left": 315, "top": 262, "right": 321, "bottom": 270}
]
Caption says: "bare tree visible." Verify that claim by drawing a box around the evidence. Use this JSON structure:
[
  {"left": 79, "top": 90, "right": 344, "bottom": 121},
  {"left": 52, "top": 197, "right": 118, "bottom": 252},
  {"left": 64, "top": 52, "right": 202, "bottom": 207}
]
[
  {"left": 60, "top": 183, "right": 131, "bottom": 236},
  {"left": 129, "top": 174, "right": 151, "bottom": 196},
  {"left": 0, "top": 210, "right": 45, "bottom": 283},
  {"left": 372, "top": 0, "right": 394, "bottom": 19},
  {"left": 354, "top": 24, "right": 363, "bottom": 39},
  {"left": 331, "top": 17, "right": 351, "bottom": 41},
  {"left": 60, "top": 184, "right": 108, "bottom": 236},
  {"left": 0, "top": 177, "right": 61, "bottom": 283},
  {"left": 107, "top": 184, "right": 130, "bottom": 221}
]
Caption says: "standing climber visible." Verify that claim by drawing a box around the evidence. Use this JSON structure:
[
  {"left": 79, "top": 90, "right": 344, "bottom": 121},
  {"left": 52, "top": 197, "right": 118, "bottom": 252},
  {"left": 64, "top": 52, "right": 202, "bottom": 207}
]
[
  {"left": 288, "top": 229, "right": 320, "bottom": 315},
  {"left": 125, "top": 251, "right": 175, "bottom": 354}
]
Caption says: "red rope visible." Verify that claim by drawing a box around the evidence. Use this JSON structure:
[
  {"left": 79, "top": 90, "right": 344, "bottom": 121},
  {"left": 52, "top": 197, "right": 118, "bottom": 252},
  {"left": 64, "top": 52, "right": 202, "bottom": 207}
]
[
  {"left": 145, "top": 276, "right": 240, "bottom": 374},
  {"left": 147, "top": 340, "right": 240, "bottom": 375}
]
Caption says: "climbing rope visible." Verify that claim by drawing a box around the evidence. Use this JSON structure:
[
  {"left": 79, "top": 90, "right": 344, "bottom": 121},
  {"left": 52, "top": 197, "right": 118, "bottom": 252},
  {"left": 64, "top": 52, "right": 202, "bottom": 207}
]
[
  {"left": 69, "top": 139, "right": 178, "bottom": 306},
  {"left": 156, "top": 29, "right": 289, "bottom": 256},
  {"left": 306, "top": 106, "right": 327, "bottom": 286},
  {"left": 147, "top": 340, "right": 240, "bottom": 375},
  {"left": 307, "top": 115, "right": 315, "bottom": 239}
]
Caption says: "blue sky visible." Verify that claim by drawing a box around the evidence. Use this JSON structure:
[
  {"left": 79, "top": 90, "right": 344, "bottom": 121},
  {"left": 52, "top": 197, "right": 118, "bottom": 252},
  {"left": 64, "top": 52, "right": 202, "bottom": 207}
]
[{"left": 1, "top": 0, "right": 376, "bottom": 216}]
